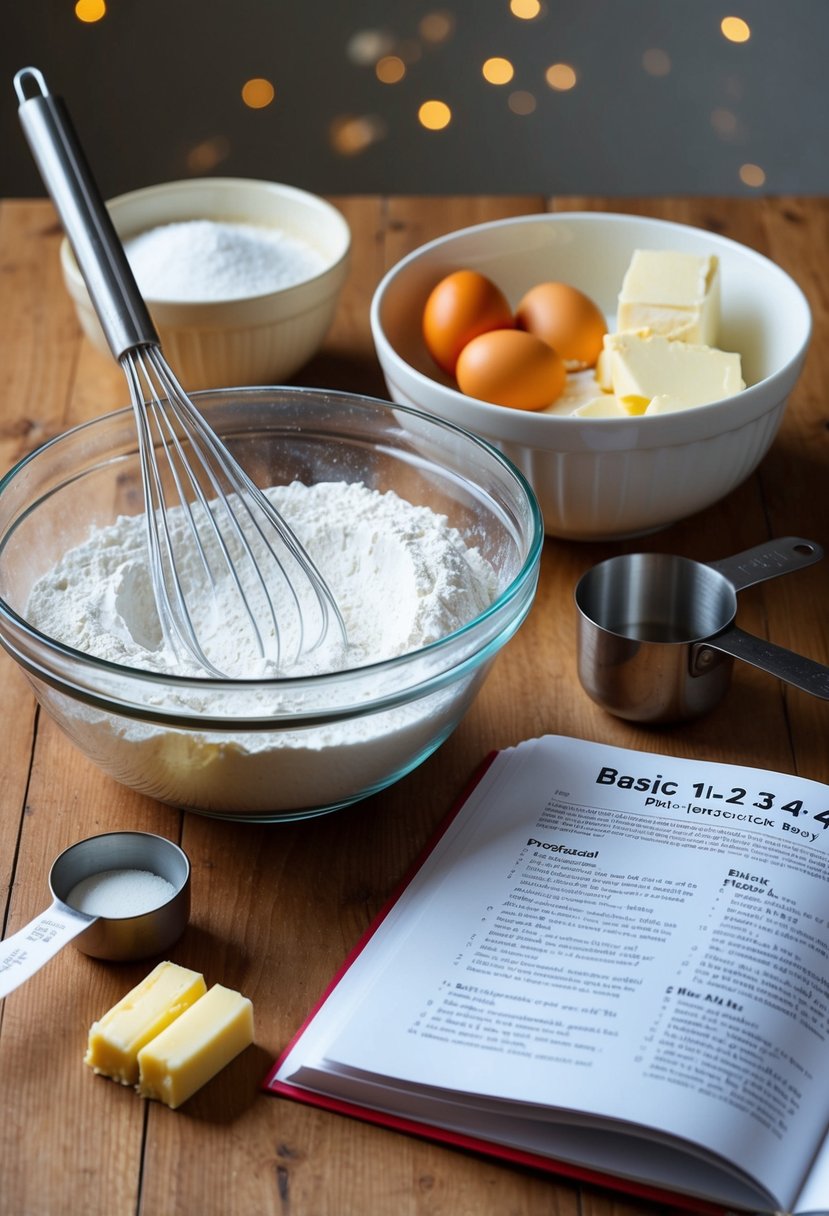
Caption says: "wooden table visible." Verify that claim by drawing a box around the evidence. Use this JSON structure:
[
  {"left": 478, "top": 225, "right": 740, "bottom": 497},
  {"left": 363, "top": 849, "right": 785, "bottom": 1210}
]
[{"left": 0, "top": 195, "right": 827, "bottom": 1216}]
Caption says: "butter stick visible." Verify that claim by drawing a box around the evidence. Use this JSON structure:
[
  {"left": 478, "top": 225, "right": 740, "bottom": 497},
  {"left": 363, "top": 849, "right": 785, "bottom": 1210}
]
[
  {"left": 85, "top": 961, "right": 206, "bottom": 1086},
  {"left": 616, "top": 249, "right": 721, "bottom": 345},
  {"left": 136, "top": 983, "right": 254, "bottom": 1109},
  {"left": 602, "top": 331, "right": 745, "bottom": 412},
  {"left": 573, "top": 395, "right": 631, "bottom": 418}
]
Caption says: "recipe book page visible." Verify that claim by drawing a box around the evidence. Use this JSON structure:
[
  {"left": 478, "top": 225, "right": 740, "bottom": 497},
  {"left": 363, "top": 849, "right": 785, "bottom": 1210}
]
[{"left": 272, "top": 735, "right": 829, "bottom": 1213}]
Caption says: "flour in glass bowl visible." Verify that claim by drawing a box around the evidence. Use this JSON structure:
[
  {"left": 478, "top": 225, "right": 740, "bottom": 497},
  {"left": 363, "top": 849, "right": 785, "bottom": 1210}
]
[
  {"left": 123, "top": 219, "right": 326, "bottom": 301},
  {"left": 27, "top": 481, "right": 497, "bottom": 679},
  {"left": 24, "top": 482, "right": 501, "bottom": 816}
]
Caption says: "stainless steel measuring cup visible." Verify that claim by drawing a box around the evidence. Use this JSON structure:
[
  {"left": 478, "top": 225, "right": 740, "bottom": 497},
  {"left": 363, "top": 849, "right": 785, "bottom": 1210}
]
[
  {"left": 0, "top": 831, "right": 190, "bottom": 1000},
  {"left": 574, "top": 537, "right": 829, "bottom": 723}
]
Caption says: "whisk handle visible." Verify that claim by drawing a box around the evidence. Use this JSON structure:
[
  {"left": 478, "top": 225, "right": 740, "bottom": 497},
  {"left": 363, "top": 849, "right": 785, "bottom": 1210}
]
[{"left": 14, "top": 66, "right": 159, "bottom": 359}]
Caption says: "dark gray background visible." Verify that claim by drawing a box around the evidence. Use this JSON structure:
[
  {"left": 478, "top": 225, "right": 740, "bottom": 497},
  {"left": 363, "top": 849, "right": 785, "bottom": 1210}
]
[{"left": 3, "top": 0, "right": 826, "bottom": 199}]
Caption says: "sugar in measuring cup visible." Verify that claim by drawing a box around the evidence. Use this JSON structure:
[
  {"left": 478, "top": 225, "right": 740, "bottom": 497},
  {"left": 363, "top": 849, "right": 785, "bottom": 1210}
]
[
  {"left": 0, "top": 831, "right": 190, "bottom": 1000},
  {"left": 575, "top": 537, "right": 829, "bottom": 724}
]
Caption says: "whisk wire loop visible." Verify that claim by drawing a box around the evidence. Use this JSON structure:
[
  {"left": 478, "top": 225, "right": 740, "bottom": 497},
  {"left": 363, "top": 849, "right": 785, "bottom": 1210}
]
[
  {"left": 147, "top": 350, "right": 348, "bottom": 652},
  {"left": 147, "top": 352, "right": 295, "bottom": 639},
  {"left": 123, "top": 351, "right": 226, "bottom": 675},
  {"left": 122, "top": 345, "right": 348, "bottom": 675}
]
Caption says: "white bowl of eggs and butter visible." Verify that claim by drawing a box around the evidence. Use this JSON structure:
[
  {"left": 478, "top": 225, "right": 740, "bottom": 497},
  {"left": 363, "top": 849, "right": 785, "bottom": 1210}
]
[{"left": 370, "top": 212, "right": 811, "bottom": 540}]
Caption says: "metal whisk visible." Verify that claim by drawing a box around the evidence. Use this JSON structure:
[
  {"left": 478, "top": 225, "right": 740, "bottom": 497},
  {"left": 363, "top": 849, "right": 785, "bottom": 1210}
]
[{"left": 15, "top": 67, "right": 346, "bottom": 677}]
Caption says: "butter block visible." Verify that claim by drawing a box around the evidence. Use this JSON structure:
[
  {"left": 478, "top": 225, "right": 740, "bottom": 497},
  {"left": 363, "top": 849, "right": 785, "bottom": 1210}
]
[
  {"left": 594, "top": 326, "right": 651, "bottom": 391},
  {"left": 603, "top": 331, "right": 745, "bottom": 412},
  {"left": 644, "top": 393, "right": 695, "bottom": 415},
  {"left": 136, "top": 983, "right": 254, "bottom": 1109},
  {"left": 594, "top": 345, "right": 613, "bottom": 392},
  {"left": 573, "top": 395, "right": 631, "bottom": 418},
  {"left": 85, "top": 961, "right": 206, "bottom": 1085},
  {"left": 617, "top": 249, "right": 720, "bottom": 345}
]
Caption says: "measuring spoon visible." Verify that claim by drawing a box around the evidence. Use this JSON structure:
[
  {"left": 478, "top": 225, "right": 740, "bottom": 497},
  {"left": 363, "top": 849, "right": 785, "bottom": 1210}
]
[
  {"left": 0, "top": 831, "right": 190, "bottom": 1000},
  {"left": 574, "top": 537, "right": 829, "bottom": 724}
]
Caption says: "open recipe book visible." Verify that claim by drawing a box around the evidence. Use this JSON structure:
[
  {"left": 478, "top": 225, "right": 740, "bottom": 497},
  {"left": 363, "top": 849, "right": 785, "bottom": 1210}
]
[{"left": 266, "top": 735, "right": 829, "bottom": 1215}]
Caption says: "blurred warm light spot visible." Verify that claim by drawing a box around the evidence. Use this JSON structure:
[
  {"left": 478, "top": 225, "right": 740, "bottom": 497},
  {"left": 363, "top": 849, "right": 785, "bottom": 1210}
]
[
  {"left": 330, "top": 114, "right": 387, "bottom": 156},
  {"left": 483, "top": 57, "right": 514, "bottom": 85},
  {"left": 347, "top": 29, "right": 394, "bottom": 66},
  {"left": 739, "top": 162, "right": 765, "bottom": 187},
  {"left": 418, "top": 100, "right": 452, "bottom": 130},
  {"left": 711, "top": 107, "right": 739, "bottom": 136},
  {"left": 508, "top": 90, "right": 537, "bottom": 115},
  {"left": 721, "top": 16, "right": 751, "bottom": 42},
  {"left": 510, "top": 0, "right": 542, "bottom": 18},
  {"left": 187, "top": 136, "right": 231, "bottom": 174},
  {"left": 419, "top": 11, "right": 455, "bottom": 42},
  {"left": 241, "top": 78, "right": 275, "bottom": 109},
  {"left": 75, "top": 0, "right": 106, "bottom": 21},
  {"left": 397, "top": 39, "right": 423, "bottom": 64},
  {"left": 376, "top": 55, "right": 406, "bottom": 83},
  {"left": 545, "top": 63, "right": 577, "bottom": 91},
  {"left": 642, "top": 48, "right": 671, "bottom": 76}
]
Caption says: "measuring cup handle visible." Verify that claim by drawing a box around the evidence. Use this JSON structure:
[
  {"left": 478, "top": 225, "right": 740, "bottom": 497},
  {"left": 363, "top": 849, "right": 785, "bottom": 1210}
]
[
  {"left": 0, "top": 900, "right": 94, "bottom": 1000},
  {"left": 705, "top": 626, "right": 829, "bottom": 701},
  {"left": 707, "top": 537, "right": 824, "bottom": 593}
]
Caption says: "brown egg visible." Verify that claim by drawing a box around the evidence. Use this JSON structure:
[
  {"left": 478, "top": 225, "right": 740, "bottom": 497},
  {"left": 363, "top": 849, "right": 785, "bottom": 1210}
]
[
  {"left": 515, "top": 281, "right": 607, "bottom": 368},
  {"left": 455, "top": 329, "right": 566, "bottom": 411},
  {"left": 422, "top": 269, "right": 514, "bottom": 376}
]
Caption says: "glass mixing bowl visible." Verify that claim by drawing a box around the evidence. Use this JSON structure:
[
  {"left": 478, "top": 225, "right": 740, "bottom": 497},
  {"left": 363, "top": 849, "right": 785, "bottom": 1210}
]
[{"left": 0, "top": 388, "right": 542, "bottom": 822}]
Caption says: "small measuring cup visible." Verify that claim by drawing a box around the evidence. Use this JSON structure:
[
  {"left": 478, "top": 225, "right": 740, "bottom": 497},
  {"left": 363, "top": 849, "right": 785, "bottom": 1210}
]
[
  {"left": 0, "top": 831, "right": 190, "bottom": 1000},
  {"left": 575, "top": 537, "right": 829, "bottom": 724}
]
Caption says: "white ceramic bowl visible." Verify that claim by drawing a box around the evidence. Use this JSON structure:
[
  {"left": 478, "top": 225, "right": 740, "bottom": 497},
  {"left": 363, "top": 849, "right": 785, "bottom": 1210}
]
[
  {"left": 0, "top": 388, "right": 541, "bottom": 822},
  {"left": 370, "top": 212, "right": 811, "bottom": 540},
  {"left": 61, "top": 177, "right": 351, "bottom": 391}
]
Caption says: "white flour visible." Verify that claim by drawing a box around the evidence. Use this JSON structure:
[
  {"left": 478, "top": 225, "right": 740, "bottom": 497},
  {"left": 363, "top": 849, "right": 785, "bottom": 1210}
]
[
  {"left": 124, "top": 220, "right": 325, "bottom": 301},
  {"left": 26, "top": 482, "right": 500, "bottom": 817},
  {"left": 28, "top": 481, "right": 496, "bottom": 679}
]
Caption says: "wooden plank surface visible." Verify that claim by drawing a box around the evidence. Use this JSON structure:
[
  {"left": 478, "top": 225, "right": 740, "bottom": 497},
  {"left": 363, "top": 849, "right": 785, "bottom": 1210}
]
[{"left": 0, "top": 194, "right": 827, "bottom": 1216}]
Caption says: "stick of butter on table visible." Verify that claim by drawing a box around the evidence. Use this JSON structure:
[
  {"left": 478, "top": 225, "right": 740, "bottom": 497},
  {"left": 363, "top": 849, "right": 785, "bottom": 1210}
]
[
  {"left": 136, "top": 983, "right": 254, "bottom": 1108},
  {"left": 85, "top": 960, "right": 206, "bottom": 1085},
  {"left": 616, "top": 249, "right": 721, "bottom": 345}
]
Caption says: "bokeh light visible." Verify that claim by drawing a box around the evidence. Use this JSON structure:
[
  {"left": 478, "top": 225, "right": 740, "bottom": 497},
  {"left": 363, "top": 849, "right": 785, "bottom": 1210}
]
[
  {"left": 418, "top": 100, "right": 452, "bottom": 130},
  {"left": 376, "top": 55, "right": 406, "bottom": 84},
  {"left": 187, "top": 136, "right": 231, "bottom": 174},
  {"left": 545, "top": 63, "right": 577, "bottom": 90},
  {"left": 74, "top": 0, "right": 106, "bottom": 22},
  {"left": 241, "top": 78, "right": 275, "bottom": 109},
  {"left": 397, "top": 39, "right": 423, "bottom": 65},
  {"left": 721, "top": 16, "right": 751, "bottom": 42},
  {"left": 711, "top": 107, "right": 739, "bottom": 137},
  {"left": 419, "top": 11, "right": 455, "bottom": 42},
  {"left": 510, "top": 0, "right": 542, "bottom": 18},
  {"left": 483, "top": 57, "right": 514, "bottom": 85},
  {"left": 347, "top": 29, "right": 395, "bottom": 66},
  {"left": 642, "top": 48, "right": 671, "bottom": 76},
  {"left": 508, "top": 90, "right": 537, "bottom": 115},
  {"left": 330, "top": 114, "right": 387, "bottom": 155},
  {"left": 739, "top": 162, "right": 766, "bottom": 187}
]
